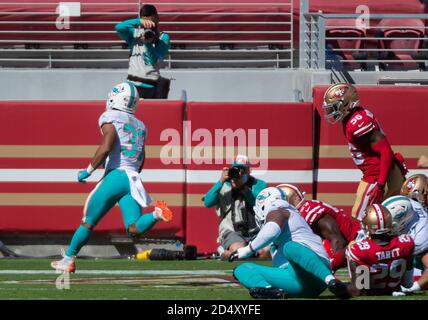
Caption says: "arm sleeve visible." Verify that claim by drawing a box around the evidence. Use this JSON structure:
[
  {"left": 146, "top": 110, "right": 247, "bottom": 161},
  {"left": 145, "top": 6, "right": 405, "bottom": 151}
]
[
  {"left": 203, "top": 181, "right": 223, "bottom": 208},
  {"left": 371, "top": 138, "right": 395, "bottom": 186},
  {"left": 346, "top": 243, "right": 364, "bottom": 264},
  {"left": 249, "top": 221, "right": 282, "bottom": 252},
  {"left": 153, "top": 33, "right": 171, "bottom": 60},
  {"left": 115, "top": 18, "right": 140, "bottom": 46}
]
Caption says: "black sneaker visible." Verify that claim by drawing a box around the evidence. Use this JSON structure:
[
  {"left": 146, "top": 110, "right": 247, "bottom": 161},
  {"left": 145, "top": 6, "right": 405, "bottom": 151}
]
[
  {"left": 249, "top": 287, "right": 287, "bottom": 300},
  {"left": 327, "top": 279, "right": 351, "bottom": 299}
]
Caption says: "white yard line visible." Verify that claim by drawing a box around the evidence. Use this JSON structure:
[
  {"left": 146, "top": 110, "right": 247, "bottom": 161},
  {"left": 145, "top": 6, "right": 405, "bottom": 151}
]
[{"left": 0, "top": 269, "right": 231, "bottom": 275}]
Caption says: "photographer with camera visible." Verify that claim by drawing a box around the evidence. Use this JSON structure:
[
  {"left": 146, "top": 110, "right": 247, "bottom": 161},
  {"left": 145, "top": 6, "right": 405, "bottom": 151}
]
[
  {"left": 203, "top": 155, "right": 268, "bottom": 260},
  {"left": 115, "top": 4, "right": 171, "bottom": 99}
]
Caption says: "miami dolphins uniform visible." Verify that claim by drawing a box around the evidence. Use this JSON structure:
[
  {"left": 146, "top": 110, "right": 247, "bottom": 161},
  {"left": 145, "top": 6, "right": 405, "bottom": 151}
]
[
  {"left": 51, "top": 82, "right": 172, "bottom": 273},
  {"left": 383, "top": 197, "right": 428, "bottom": 257},
  {"left": 233, "top": 199, "right": 335, "bottom": 298}
]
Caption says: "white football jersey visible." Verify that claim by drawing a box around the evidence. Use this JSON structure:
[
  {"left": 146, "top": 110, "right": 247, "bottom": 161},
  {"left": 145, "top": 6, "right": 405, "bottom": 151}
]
[
  {"left": 98, "top": 110, "right": 146, "bottom": 173},
  {"left": 267, "top": 199, "right": 330, "bottom": 268},
  {"left": 408, "top": 199, "right": 428, "bottom": 255}
]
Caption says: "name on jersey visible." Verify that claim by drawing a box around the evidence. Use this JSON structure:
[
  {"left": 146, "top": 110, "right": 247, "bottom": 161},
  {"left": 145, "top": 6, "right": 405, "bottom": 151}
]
[{"left": 375, "top": 248, "right": 400, "bottom": 261}]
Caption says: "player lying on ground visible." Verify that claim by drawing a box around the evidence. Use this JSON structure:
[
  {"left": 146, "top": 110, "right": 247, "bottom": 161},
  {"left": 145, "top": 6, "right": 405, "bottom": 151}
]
[
  {"left": 345, "top": 204, "right": 415, "bottom": 296},
  {"left": 51, "top": 82, "right": 173, "bottom": 273},
  {"left": 322, "top": 83, "right": 408, "bottom": 220},
  {"left": 383, "top": 194, "right": 428, "bottom": 293},
  {"left": 229, "top": 187, "right": 350, "bottom": 299},
  {"left": 276, "top": 184, "right": 364, "bottom": 271}
]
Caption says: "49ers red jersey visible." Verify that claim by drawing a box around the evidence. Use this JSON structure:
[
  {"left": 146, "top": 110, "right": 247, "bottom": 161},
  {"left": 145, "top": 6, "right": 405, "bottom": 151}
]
[
  {"left": 346, "top": 234, "right": 415, "bottom": 294},
  {"left": 299, "top": 200, "right": 362, "bottom": 243},
  {"left": 343, "top": 106, "right": 384, "bottom": 183}
]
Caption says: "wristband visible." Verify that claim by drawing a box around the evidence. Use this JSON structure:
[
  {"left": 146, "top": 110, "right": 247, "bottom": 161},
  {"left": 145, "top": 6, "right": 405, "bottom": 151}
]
[
  {"left": 237, "top": 245, "right": 254, "bottom": 259},
  {"left": 86, "top": 164, "right": 95, "bottom": 175}
]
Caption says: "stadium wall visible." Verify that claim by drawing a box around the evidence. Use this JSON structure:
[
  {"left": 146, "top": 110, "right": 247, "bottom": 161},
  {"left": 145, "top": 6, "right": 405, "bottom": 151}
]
[
  {"left": 1, "top": 86, "right": 427, "bottom": 254},
  {"left": 0, "top": 69, "right": 330, "bottom": 102},
  {"left": 2, "top": 69, "right": 427, "bottom": 103}
]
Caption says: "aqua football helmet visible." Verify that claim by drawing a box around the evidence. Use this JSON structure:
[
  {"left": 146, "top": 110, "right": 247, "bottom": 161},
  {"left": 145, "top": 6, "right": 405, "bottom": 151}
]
[
  {"left": 254, "top": 187, "right": 287, "bottom": 228},
  {"left": 106, "top": 81, "right": 139, "bottom": 114},
  {"left": 382, "top": 196, "right": 418, "bottom": 235}
]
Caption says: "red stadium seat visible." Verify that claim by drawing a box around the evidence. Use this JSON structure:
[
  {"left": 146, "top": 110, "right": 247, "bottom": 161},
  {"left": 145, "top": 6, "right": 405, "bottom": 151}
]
[
  {"left": 325, "top": 19, "right": 366, "bottom": 68},
  {"left": 377, "top": 18, "right": 425, "bottom": 69}
]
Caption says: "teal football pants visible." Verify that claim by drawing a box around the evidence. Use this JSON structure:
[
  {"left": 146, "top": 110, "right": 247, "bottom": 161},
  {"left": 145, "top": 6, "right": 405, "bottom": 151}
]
[
  {"left": 233, "top": 241, "right": 331, "bottom": 298},
  {"left": 66, "top": 169, "right": 157, "bottom": 257}
]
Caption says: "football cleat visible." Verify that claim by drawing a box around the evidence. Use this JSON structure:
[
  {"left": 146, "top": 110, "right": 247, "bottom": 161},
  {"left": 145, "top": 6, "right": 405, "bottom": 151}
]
[
  {"left": 51, "top": 250, "right": 76, "bottom": 273},
  {"left": 249, "top": 287, "right": 287, "bottom": 300},
  {"left": 154, "top": 200, "right": 173, "bottom": 222},
  {"left": 327, "top": 279, "right": 351, "bottom": 299}
]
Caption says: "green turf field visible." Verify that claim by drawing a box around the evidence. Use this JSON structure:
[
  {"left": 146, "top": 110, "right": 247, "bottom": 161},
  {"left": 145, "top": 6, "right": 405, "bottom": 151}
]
[{"left": 0, "top": 258, "right": 427, "bottom": 300}]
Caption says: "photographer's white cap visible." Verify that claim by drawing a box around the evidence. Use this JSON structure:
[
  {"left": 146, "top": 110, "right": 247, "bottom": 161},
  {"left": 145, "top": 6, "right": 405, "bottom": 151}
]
[{"left": 232, "top": 154, "right": 249, "bottom": 168}]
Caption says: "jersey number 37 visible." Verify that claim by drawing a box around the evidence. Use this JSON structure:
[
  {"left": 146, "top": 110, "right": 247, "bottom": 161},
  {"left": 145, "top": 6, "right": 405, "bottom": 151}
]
[{"left": 121, "top": 123, "right": 145, "bottom": 161}]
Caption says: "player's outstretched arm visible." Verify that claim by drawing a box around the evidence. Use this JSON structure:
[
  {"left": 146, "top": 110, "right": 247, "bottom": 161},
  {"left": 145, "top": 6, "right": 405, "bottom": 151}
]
[
  {"left": 402, "top": 251, "right": 428, "bottom": 293},
  {"left": 417, "top": 252, "right": 428, "bottom": 289},
  {"left": 347, "top": 259, "right": 361, "bottom": 297},
  {"left": 317, "top": 215, "right": 348, "bottom": 271},
  {"left": 366, "top": 130, "right": 394, "bottom": 204},
  {"left": 229, "top": 209, "right": 288, "bottom": 262},
  {"left": 77, "top": 123, "right": 117, "bottom": 182}
]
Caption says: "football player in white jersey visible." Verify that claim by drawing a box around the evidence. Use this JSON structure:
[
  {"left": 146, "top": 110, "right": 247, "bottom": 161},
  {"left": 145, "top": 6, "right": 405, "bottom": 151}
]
[
  {"left": 229, "top": 187, "right": 350, "bottom": 299},
  {"left": 382, "top": 195, "right": 428, "bottom": 293},
  {"left": 51, "top": 82, "right": 173, "bottom": 273}
]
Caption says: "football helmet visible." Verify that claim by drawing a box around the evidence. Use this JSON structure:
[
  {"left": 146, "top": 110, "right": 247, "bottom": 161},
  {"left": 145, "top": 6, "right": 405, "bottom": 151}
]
[
  {"left": 322, "top": 83, "right": 359, "bottom": 124},
  {"left": 362, "top": 204, "right": 392, "bottom": 236},
  {"left": 106, "top": 81, "right": 139, "bottom": 114},
  {"left": 400, "top": 174, "right": 428, "bottom": 208},
  {"left": 254, "top": 187, "right": 287, "bottom": 228},
  {"left": 276, "top": 183, "right": 306, "bottom": 209},
  {"left": 382, "top": 196, "right": 418, "bottom": 235}
]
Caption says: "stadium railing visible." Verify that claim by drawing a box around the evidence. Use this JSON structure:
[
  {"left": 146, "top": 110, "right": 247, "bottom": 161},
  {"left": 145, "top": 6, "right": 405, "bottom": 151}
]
[
  {"left": 299, "top": 0, "right": 428, "bottom": 71},
  {"left": 0, "top": 1, "right": 294, "bottom": 68}
]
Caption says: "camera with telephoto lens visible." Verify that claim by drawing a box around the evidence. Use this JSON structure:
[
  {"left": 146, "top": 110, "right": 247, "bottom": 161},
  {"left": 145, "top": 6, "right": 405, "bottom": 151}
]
[
  {"left": 143, "top": 28, "right": 159, "bottom": 43},
  {"left": 228, "top": 166, "right": 242, "bottom": 180}
]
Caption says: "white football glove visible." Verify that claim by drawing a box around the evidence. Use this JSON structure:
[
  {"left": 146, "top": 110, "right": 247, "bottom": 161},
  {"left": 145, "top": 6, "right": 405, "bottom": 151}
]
[
  {"left": 392, "top": 291, "right": 406, "bottom": 297},
  {"left": 228, "top": 245, "right": 253, "bottom": 262}
]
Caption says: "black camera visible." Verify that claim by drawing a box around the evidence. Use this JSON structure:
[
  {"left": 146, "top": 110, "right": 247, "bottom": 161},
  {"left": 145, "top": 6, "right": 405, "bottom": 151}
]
[
  {"left": 143, "top": 28, "right": 158, "bottom": 43},
  {"left": 228, "top": 166, "right": 242, "bottom": 180}
]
